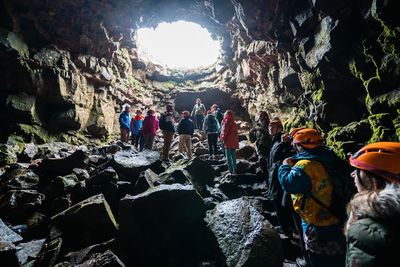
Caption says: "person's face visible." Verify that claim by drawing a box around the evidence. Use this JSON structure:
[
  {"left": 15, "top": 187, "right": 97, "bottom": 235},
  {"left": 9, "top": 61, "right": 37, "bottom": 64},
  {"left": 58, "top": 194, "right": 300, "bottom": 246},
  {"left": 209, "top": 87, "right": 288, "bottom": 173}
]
[
  {"left": 268, "top": 125, "right": 281, "bottom": 136},
  {"left": 211, "top": 106, "right": 216, "bottom": 112},
  {"left": 196, "top": 99, "right": 201, "bottom": 104},
  {"left": 126, "top": 107, "right": 131, "bottom": 113},
  {"left": 351, "top": 169, "right": 370, "bottom": 192}
]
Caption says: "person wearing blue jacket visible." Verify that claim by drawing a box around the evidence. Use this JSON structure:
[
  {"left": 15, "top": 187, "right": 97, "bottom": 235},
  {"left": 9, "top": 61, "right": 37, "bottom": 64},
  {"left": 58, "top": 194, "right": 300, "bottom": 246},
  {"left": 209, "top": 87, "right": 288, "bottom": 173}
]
[
  {"left": 119, "top": 104, "right": 131, "bottom": 143},
  {"left": 278, "top": 129, "right": 345, "bottom": 267}
]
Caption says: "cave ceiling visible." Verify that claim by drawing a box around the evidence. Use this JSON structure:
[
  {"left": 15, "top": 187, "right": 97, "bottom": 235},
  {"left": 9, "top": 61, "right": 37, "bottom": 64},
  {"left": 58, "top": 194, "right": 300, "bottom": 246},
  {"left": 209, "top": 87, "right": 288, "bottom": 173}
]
[{"left": 0, "top": 0, "right": 400, "bottom": 155}]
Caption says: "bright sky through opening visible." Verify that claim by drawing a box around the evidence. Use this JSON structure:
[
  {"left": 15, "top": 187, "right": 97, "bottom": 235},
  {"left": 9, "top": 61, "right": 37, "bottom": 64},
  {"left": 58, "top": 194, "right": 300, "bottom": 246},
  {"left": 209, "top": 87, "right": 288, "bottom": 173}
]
[{"left": 136, "top": 21, "right": 220, "bottom": 69}]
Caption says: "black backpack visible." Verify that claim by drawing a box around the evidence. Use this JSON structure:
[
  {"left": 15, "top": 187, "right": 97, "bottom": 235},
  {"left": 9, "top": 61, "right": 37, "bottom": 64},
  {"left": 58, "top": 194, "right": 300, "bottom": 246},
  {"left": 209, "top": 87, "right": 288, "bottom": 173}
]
[
  {"left": 308, "top": 157, "right": 357, "bottom": 222},
  {"left": 159, "top": 113, "right": 167, "bottom": 131}
]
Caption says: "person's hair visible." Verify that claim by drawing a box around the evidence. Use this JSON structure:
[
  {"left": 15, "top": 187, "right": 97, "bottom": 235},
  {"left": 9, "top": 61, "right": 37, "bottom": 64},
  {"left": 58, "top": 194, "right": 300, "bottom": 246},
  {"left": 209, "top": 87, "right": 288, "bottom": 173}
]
[
  {"left": 258, "top": 111, "right": 269, "bottom": 121},
  {"left": 166, "top": 104, "right": 174, "bottom": 112},
  {"left": 182, "top": 110, "right": 190, "bottom": 117},
  {"left": 124, "top": 104, "right": 131, "bottom": 111},
  {"left": 196, "top": 98, "right": 201, "bottom": 101},
  {"left": 147, "top": 109, "right": 154, "bottom": 115},
  {"left": 136, "top": 109, "right": 142, "bottom": 114},
  {"left": 344, "top": 182, "right": 400, "bottom": 235},
  {"left": 212, "top": 104, "right": 218, "bottom": 109}
]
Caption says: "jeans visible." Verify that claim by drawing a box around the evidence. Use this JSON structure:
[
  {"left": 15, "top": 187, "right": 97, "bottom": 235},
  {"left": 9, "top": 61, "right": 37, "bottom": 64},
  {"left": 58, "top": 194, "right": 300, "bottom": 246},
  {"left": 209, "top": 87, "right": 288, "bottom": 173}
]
[
  {"left": 132, "top": 134, "right": 144, "bottom": 151},
  {"left": 178, "top": 134, "right": 192, "bottom": 158},
  {"left": 207, "top": 133, "right": 218, "bottom": 155},
  {"left": 225, "top": 148, "right": 237, "bottom": 171}
]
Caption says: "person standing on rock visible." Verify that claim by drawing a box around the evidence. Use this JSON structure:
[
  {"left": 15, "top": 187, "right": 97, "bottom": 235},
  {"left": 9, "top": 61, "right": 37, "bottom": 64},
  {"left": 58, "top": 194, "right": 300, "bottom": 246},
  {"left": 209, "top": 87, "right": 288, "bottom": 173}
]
[
  {"left": 221, "top": 110, "right": 239, "bottom": 173},
  {"left": 177, "top": 110, "right": 194, "bottom": 159},
  {"left": 345, "top": 142, "right": 400, "bottom": 267},
  {"left": 130, "top": 109, "right": 144, "bottom": 151},
  {"left": 266, "top": 120, "right": 295, "bottom": 234},
  {"left": 203, "top": 110, "right": 220, "bottom": 159},
  {"left": 249, "top": 111, "right": 272, "bottom": 174},
  {"left": 142, "top": 109, "right": 159, "bottom": 150},
  {"left": 278, "top": 129, "right": 345, "bottom": 267},
  {"left": 119, "top": 104, "right": 131, "bottom": 143},
  {"left": 159, "top": 104, "right": 175, "bottom": 161},
  {"left": 191, "top": 98, "right": 206, "bottom": 131}
]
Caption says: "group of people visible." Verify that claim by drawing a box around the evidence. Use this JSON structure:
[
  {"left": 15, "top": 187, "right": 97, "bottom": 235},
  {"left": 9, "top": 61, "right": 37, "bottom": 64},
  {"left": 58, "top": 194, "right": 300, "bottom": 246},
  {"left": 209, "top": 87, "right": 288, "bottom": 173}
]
[
  {"left": 120, "top": 102, "right": 400, "bottom": 266},
  {"left": 249, "top": 111, "right": 400, "bottom": 267},
  {"left": 118, "top": 98, "right": 239, "bottom": 172}
]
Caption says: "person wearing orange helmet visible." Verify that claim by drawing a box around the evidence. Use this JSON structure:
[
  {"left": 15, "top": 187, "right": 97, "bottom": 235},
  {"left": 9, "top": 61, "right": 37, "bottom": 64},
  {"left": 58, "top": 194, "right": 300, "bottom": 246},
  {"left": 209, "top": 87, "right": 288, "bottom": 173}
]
[
  {"left": 345, "top": 142, "right": 400, "bottom": 267},
  {"left": 278, "top": 128, "right": 345, "bottom": 267}
]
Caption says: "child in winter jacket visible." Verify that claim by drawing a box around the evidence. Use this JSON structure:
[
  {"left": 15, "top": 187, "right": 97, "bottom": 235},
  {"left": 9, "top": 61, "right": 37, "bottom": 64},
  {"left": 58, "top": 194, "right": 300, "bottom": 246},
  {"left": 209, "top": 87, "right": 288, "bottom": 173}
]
[
  {"left": 220, "top": 110, "right": 239, "bottom": 173},
  {"left": 130, "top": 109, "right": 144, "bottom": 151},
  {"left": 141, "top": 109, "right": 159, "bottom": 149}
]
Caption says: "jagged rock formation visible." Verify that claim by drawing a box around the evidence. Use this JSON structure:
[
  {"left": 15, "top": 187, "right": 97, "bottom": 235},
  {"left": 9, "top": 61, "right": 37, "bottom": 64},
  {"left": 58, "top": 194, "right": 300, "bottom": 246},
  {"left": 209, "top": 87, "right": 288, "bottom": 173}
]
[{"left": 0, "top": 0, "right": 399, "bottom": 155}]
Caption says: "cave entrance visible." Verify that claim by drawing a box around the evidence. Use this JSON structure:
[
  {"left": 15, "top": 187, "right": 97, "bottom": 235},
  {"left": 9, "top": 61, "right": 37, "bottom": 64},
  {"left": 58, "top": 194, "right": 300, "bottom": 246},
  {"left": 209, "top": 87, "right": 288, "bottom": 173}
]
[
  {"left": 135, "top": 21, "right": 221, "bottom": 69},
  {"left": 173, "top": 89, "right": 250, "bottom": 122}
]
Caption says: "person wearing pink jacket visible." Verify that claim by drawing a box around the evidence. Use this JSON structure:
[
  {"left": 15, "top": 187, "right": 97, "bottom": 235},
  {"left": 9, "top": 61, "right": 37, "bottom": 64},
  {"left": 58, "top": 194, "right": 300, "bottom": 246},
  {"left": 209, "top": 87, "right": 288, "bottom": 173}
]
[{"left": 141, "top": 109, "right": 159, "bottom": 149}]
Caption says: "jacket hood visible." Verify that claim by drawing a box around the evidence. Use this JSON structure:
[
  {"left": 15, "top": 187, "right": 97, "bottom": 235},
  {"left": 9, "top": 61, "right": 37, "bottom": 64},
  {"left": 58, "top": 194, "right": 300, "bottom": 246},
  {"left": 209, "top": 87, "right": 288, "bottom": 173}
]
[
  {"left": 292, "top": 146, "right": 336, "bottom": 163},
  {"left": 347, "top": 183, "right": 400, "bottom": 228}
]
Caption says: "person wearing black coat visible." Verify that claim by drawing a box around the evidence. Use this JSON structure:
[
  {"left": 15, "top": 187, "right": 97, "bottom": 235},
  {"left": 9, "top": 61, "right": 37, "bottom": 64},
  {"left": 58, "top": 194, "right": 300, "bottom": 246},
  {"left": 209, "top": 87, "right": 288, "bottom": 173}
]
[
  {"left": 267, "top": 120, "right": 296, "bottom": 234},
  {"left": 177, "top": 111, "right": 194, "bottom": 158}
]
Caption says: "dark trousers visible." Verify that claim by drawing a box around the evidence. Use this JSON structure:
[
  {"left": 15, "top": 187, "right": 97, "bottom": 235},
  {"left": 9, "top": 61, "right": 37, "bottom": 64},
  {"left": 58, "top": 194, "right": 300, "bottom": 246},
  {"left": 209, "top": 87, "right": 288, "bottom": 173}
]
[
  {"left": 132, "top": 134, "right": 144, "bottom": 151},
  {"left": 207, "top": 133, "right": 219, "bottom": 155},
  {"left": 195, "top": 115, "right": 203, "bottom": 130}
]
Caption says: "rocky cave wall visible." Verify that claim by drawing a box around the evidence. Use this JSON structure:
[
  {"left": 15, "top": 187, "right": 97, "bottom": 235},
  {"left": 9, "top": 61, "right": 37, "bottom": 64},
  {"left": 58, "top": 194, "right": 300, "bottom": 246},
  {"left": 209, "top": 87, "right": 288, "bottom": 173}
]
[{"left": 0, "top": 0, "right": 399, "bottom": 156}]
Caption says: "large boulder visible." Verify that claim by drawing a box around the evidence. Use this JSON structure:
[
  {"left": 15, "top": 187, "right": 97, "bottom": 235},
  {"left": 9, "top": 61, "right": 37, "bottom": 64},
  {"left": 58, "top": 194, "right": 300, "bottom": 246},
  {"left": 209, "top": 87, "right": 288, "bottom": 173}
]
[
  {"left": 15, "top": 238, "right": 47, "bottom": 266},
  {"left": 0, "top": 167, "right": 39, "bottom": 190},
  {"left": 205, "top": 197, "right": 283, "bottom": 267},
  {"left": 0, "top": 218, "right": 23, "bottom": 243},
  {"left": 112, "top": 149, "right": 161, "bottom": 182},
  {"left": 51, "top": 194, "right": 118, "bottom": 250},
  {"left": 37, "top": 150, "right": 88, "bottom": 177},
  {"left": 0, "top": 190, "right": 45, "bottom": 224},
  {"left": 0, "top": 144, "right": 18, "bottom": 166},
  {"left": 42, "top": 174, "right": 80, "bottom": 199},
  {"left": 118, "top": 184, "right": 224, "bottom": 267},
  {"left": 236, "top": 145, "right": 256, "bottom": 160},
  {"left": 163, "top": 157, "right": 216, "bottom": 196}
]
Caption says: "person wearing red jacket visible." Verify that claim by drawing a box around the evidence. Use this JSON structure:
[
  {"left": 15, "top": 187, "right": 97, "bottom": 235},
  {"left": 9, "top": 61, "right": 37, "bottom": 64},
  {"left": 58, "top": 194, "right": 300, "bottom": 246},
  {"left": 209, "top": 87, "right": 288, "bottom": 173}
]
[
  {"left": 220, "top": 110, "right": 239, "bottom": 173},
  {"left": 141, "top": 109, "right": 159, "bottom": 149}
]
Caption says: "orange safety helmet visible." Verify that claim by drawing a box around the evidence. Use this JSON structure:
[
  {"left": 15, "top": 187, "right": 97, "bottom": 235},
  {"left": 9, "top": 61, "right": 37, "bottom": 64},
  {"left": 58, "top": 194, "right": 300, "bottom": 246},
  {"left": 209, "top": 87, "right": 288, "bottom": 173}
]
[
  {"left": 182, "top": 110, "right": 190, "bottom": 117},
  {"left": 292, "top": 128, "right": 323, "bottom": 149},
  {"left": 349, "top": 142, "right": 400, "bottom": 184},
  {"left": 289, "top": 127, "right": 306, "bottom": 138}
]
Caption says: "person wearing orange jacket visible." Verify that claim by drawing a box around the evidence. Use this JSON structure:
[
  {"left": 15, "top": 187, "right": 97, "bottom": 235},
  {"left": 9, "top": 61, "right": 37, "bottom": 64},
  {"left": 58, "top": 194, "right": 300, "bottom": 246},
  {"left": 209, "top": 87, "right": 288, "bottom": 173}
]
[
  {"left": 220, "top": 110, "right": 239, "bottom": 173},
  {"left": 278, "top": 129, "right": 345, "bottom": 267},
  {"left": 345, "top": 142, "right": 400, "bottom": 267}
]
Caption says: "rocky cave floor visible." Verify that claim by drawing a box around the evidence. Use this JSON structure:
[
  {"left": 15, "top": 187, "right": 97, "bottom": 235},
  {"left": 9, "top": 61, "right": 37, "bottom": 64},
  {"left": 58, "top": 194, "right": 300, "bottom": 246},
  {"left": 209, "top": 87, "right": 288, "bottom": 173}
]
[{"left": 1, "top": 123, "right": 301, "bottom": 267}]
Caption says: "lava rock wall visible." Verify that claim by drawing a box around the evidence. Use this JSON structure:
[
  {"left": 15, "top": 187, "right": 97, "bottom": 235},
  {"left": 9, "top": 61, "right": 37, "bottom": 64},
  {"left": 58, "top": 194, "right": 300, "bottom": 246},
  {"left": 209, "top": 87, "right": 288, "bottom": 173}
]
[{"left": 0, "top": 0, "right": 399, "bottom": 155}]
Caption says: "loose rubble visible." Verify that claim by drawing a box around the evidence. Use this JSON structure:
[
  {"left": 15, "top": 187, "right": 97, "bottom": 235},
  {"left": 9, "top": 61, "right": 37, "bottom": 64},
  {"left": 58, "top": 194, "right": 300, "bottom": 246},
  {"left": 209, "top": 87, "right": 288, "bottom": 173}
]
[{"left": 0, "top": 127, "right": 303, "bottom": 266}]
